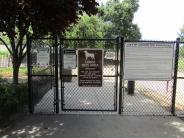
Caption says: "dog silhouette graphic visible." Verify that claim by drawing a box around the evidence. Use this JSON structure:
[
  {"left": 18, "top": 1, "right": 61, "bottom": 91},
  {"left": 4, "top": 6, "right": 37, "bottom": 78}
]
[{"left": 83, "top": 50, "right": 95, "bottom": 60}]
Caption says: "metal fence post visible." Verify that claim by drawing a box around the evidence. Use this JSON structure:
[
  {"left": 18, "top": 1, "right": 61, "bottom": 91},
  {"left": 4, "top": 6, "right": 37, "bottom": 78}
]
[
  {"left": 55, "top": 37, "right": 59, "bottom": 113},
  {"left": 59, "top": 37, "right": 64, "bottom": 111},
  {"left": 27, "top": 35, "right": 33, "bottom": 114},
  {"left": 118, "top": 36, "right": 124, "bottom": 114},
  {"left": 171, "top": 38, "right": 180, "bottom": 115},
  {"left": 115, "top": 37, "right": 119, "bottom": 111}
]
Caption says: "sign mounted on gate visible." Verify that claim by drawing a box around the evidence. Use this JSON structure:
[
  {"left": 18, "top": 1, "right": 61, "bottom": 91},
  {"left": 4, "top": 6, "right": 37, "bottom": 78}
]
[
  {"left": 78, "top": 49, "right": 104, "bottom": 87},
  {"left": 37, "top": 46, "right": 50, "bottom": 66},
  {"left": 124, "top": 42, "right": 175, "bottom": 80},
  {"left": 63, "top": 49, "right": 76, "bottom": 69}
]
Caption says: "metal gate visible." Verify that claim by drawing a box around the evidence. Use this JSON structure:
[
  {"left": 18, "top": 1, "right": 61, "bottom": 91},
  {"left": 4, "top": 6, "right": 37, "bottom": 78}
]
[
  {"left": 60, "top": 38, "right": 119, "bottom": 112},
  {"left": 27, "top": 37, "right": 59, "bottom": 114}
]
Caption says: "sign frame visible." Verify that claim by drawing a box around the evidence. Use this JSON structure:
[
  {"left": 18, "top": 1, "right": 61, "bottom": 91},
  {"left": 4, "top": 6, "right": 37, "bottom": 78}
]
[{"left": 78, "top": 48, "right": 104, "bottom": 87}]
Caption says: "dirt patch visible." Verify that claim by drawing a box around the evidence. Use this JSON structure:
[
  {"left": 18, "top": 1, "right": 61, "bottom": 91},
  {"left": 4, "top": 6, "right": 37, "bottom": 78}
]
[{"left": 137, "top": 87, "right": 184, "bottom": 111}]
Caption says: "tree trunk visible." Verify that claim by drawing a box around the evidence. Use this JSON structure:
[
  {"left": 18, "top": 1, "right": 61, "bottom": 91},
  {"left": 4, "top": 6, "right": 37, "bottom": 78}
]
[{"left": 13, "top": 61, "right": 21, "bottom": 84}]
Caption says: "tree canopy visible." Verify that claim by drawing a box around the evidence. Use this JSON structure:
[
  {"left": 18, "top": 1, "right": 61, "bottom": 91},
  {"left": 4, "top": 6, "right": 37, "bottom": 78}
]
[
  {"left": 179, "top": 25, "right": 184, "bottom": 42},
  {"left": 0, "top": 0, "right": 98, "bottom": 84},
  {"left": 99, "top": 0, "right": 141, "bottom": 40},
  {"left": 65, "top": 13, "right": 107, "bottom": 39},
  {"left": 65, "top": 13, "right": 109, "bottom": 48},
  {"left": 178, "top": 25, "right": 184, "bottom": 57}
]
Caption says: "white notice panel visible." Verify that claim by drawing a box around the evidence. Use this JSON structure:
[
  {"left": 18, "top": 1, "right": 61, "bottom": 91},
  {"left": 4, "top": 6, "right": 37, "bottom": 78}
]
[
  {"left": 63, "top": 49, "right": 76, "bottom": 69},
  {"left": 37, "top": 47, "right": 50, "bottom": 66},
  {"left": 124, "top": 42, "right": 174, "bottom": 80}
]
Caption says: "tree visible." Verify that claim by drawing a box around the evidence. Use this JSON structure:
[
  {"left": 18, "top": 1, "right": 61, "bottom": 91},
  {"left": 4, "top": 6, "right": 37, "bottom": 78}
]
[
  {"left": 65, "top": 13, "right": 109, "bottom": 48},
  {"left": 179, "top": 25, "right": 184, "bottom": 58},
  {"left": 179, "top": 25, "right": 184, "bottom": 42},
  {"left": 99, "top": 0, "right": 141, "bottom": 95},
  {"left": 100, "top": 0, "right": 141, "bottom": 40},
  {"left": 0, "top": 0, "right": 98, "bottom": 84}
]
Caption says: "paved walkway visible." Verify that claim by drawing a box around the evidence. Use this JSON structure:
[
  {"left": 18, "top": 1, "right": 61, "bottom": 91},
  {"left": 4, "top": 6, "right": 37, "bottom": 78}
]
[{"left": 1, "top": 115, "right": 184, "bottom": 138}]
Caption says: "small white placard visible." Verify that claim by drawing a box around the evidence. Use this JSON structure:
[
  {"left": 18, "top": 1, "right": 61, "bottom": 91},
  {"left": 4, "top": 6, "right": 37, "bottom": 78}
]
[
  {"left": 124, "top": 42, "right": 174, "bottom": 80},
  {"left": 63, "top": 49, "right": 76, "bottom": 69},
  {"left": 37, "top": 47, "right": 50, "bottom": 66}
]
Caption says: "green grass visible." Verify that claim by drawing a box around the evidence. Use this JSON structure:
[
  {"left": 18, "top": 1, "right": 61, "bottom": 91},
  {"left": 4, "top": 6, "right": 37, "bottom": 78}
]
[
  {"left": 178, "top": 58, "right": 184, "bottom": 72},
  {"left": 0, "top": 67, "right": 27, "bottom": 77}
]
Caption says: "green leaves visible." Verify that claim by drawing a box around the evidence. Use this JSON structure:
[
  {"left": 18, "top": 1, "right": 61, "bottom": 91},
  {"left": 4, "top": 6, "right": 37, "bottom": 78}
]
[
  {"left": 179, "top": 25, "right": 184, "bottom": 42},
  {"left": 100, "top": 0, "right": 141, "bottom": 40},
  {"left": 66, "top": 13, "right": 106, "bottom": 39},
  {"left": 0, "top": 0, "right": 98, "bottom": 84}
]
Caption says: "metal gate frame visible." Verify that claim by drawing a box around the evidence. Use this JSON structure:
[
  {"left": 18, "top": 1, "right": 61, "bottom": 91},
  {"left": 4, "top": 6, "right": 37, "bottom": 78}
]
[
  {"left": 59, "top": 38, "right": 120, "bottom": 112},
  {"left": 27, "top": 36, "right": 59, "bottom": 114}
]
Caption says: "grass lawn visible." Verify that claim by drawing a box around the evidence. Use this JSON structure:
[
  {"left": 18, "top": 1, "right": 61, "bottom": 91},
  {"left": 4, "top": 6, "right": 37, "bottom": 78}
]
[
  {"left": 178, "top": 58, "right": 184, "bottom": 72},
  {"left": 0, "top": 67, "right": 27, "bottom": 78}
]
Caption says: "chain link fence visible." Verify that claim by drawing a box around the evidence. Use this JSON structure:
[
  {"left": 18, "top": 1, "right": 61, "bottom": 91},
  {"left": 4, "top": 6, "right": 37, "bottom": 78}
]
[
  {"left": 0, "top": 55, "right": 11, "bottom": 67},
  {"left": 176, "top": 43, "right": 184, "bottom": 116},
  {"left": 26, "top": 37, "right": 184, "bottom": 116},
  {"left": 122, "top": 80, "right": 174, "bottom": 115},
  {"left": 61, "top": 39, "right": 118, "bottom": 112},
  {"left": 120, "top": 40, "right": 178, "bottom": 116},
  {"left": 28, "top": 38, "right": 56, "bottom": 114}
]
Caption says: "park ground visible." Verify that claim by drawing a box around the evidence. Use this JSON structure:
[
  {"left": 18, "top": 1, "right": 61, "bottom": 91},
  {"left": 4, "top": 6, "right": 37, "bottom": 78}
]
[{"left": 0, "top": 114, "right": 184, "bottom": 138}]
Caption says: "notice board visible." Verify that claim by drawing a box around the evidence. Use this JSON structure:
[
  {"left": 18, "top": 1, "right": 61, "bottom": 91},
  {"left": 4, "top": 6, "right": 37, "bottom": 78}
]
[
  {"left": 78, "top": 49, "right": 103, "bottom": 87},
  {"left": 63, "top": 49, "right": 76, "bottom": 69},
  {"left": 37, "top": 46, "right": 50, "bottom": 66},
  {"left": 124, "top": 42, "right": 174, "bottom": 80}
]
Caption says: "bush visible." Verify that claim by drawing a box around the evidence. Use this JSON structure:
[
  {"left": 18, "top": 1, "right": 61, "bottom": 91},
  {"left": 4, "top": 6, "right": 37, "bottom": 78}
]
[
  {"left": 0, "top": 76, "right": 8, "bottom": 83},
  {"left": 0, "top": 83, "right": 27, "bottom": 117}
]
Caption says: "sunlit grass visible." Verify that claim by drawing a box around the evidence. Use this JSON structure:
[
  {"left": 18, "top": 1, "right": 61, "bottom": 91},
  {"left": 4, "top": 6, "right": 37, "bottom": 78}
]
[
  {"left": 0, "top": 67, "right": 27, "bottom": 77},
  {"left": 178, "top": 58, "right": 184, "bottom": 72}
]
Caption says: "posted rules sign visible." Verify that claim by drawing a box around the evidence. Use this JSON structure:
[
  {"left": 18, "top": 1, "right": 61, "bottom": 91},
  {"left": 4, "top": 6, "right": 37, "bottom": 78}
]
[
  {"left": 78, "top": 49, "right": 103, "bottom": 87},
  {"left": 124, "top": 42, "right": 174, "bottom": 80}
]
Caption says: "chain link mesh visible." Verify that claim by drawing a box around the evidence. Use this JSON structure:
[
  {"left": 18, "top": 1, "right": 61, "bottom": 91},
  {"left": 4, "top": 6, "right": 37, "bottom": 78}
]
[
  {"left": 28, "top": 38, "right": 184, "bottom": 115},
  {"left": 61, "top": 39, "right": 118, "bottom": 111},
  {"left": 121, "top": 41, "right": 177, "bottom": 116},
  {"left": 122, "top": 80, "right": 173, "bottom": 115},
  {"left": 30, "top": 38, "right": 55, "bottom": 114},
  {"left": 176, "top": 44, "right": 184, "bottom": 116}
]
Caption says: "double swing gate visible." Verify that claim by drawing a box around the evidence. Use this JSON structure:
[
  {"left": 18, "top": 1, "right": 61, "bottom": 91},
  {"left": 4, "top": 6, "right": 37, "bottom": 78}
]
[
  {"left": 27, "top": 37, "right": 184, "bottom": 116},
  {"left": 27, "top": 37, "right": 119, "bottom": 113}
]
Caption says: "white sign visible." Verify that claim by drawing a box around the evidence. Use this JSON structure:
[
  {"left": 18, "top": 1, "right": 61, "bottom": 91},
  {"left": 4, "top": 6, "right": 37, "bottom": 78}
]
[
  {"left": 105, "top": 51, "right": 115, "bottom": 59},
  {"left": 63, "top": 49, "right": 76, "bottom": 69},
  {"left": 124, "top": 42, "right": 174, "bottom": 80},
  {"left": 37, "top": 47, "right": 50, "bottom": 66}
]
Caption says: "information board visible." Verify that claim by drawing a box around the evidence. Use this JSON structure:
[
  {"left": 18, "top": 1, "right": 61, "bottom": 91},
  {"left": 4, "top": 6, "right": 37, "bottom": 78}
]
[
  {"left": 78, "top": 49, "right": 103, "bottom": 87},
  {"left": 124, "top": 42, "right": 174, "bottom": 80},
  {"left": 37, "top": 47, "right": 50, "bottom": 66},
  {"left": 63, "top": 49, "right": 76, "bottom": 69}
]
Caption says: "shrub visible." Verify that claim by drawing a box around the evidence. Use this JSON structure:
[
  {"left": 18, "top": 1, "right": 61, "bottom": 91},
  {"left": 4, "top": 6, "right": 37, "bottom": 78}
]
[{"left": 0, "top": 83, "right": 27, "bottom": 117}]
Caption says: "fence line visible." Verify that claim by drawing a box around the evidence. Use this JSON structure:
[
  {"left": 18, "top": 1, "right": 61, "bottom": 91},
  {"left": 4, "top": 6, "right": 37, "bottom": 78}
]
[
  {"left": 0, "top": 55, "right": 27, "bottom": 67},
  {"left": 0, "top": 55, "right": 11, "bottom": 67}
]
